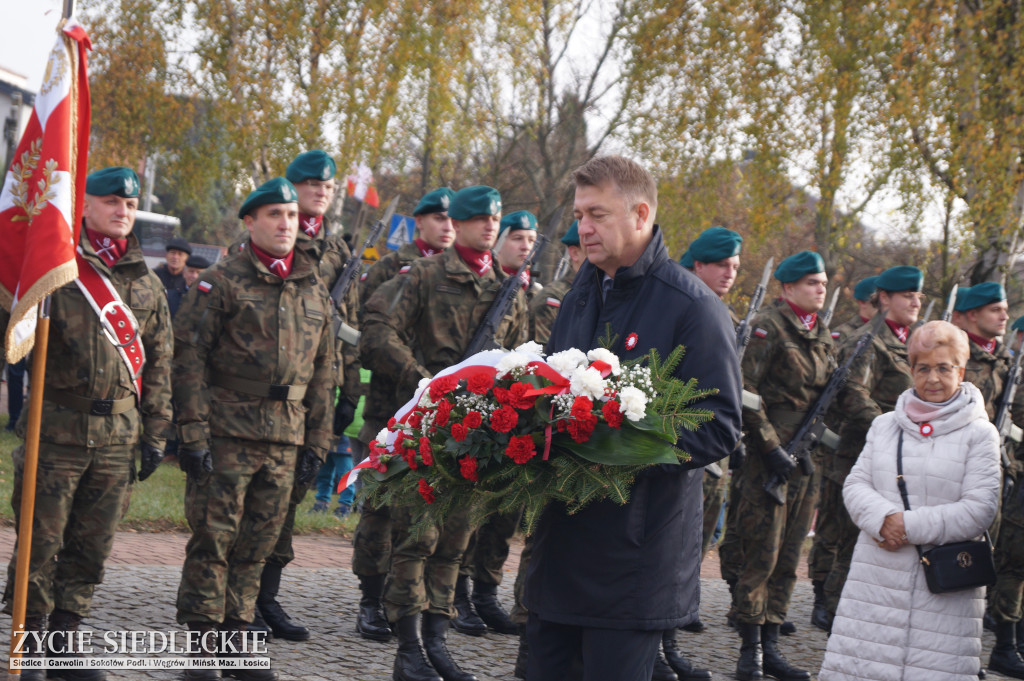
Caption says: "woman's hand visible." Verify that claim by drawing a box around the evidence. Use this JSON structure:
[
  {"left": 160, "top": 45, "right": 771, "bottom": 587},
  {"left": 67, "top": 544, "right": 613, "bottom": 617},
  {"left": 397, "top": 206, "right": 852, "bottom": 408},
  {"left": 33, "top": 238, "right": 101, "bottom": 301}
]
[{"left": 877, "top": 512, "right": 908, "bottom": 550}]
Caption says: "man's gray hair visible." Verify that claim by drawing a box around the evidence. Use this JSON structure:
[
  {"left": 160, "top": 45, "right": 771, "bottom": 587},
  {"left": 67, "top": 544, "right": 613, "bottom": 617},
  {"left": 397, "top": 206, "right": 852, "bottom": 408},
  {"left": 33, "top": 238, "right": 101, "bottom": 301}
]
[{"left": 571, "top": 155, "right": 657, "bottom": 215}]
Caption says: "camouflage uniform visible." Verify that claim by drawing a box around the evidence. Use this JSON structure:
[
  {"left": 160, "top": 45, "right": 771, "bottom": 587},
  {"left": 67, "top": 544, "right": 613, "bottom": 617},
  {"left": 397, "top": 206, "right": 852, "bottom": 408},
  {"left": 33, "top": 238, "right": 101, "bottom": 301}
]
[
  {"left": 529, "top": 273, "right": 572, "bottom": 346},
  {"left": 828, "top": 313, "right": 866, "bottom": 345},
  {"left": 360, "top": 247, "right": 529, "bottom": 621},
  {"left": 732, "top": 299, "right": 835, "bottom": 626},
  {"left": 352, "top": 241, "right": 426, "bottom": 581},
  {"left": 819, "top": 321, "right": 913, "bottom": 617},
  {"left": 174, "top": 244, "right": 334, "bottom": 625},
  {"left": 2, "top": 232, "right": 174, "bottom": 618}
]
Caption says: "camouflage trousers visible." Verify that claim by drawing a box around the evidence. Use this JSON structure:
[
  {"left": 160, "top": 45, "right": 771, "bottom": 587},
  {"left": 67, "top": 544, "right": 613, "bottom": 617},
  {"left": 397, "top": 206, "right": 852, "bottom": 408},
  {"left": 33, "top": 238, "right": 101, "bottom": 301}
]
[
  {"left": 383, "top": 504, "right": 473, "bottom": 622},
  {"left": 460, "top": 509, "right": 522, "bottom": 585},
  {"left": 265, "top": 477, "right": 313, "bottom": 568},
  {"left": 990, "top": 494, "right": 1024, "bottom": 623},
  {"left": 718, "top": 471, "right": 744, "bottom": 586},
  {"left": 3, "top": 442, "right": 134, "bottom": 618},
  {"left": 808, "top": 474, "right": 842, "bottom": 584},
  {"left": 701, "top": 464, "right": 728, "bottom": 558},
  {"left": 509, "top": 533, "right": 534, "bottom": 626},
  {"left": 352, "top": 502, "right": 393, "bottom": 578},
  {"left": 732, "top": 453, "right": 819, "bottom": 626},
  {"left": 176, "top": 437, "right": 296, "bottom": 625}
]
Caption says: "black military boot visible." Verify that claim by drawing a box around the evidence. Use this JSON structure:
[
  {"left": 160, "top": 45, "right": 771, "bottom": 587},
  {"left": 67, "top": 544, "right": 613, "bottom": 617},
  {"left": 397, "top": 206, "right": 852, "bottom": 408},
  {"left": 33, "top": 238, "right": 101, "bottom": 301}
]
[
  {"left": 810, "top": 580, "right": 831, "bottom": 631},
  {"left": 13, "top": 614, "right": 46, "bottom": 681},
  {"left": 470, "top": 581, "right": 517, "bottom": 634},
  {"left": 662, "top": 630, "right": 712, "bottom": 681},
  {"left": 652, "top": 648, "right": 679, "bottom": 681},
  {"left": 393, "top": 614, "right": 442, "bottom": 681},
  {"left": 735, "top": 623, "right": 764, "bottom": 681},
  {"left": 780, "top": 620, "right": 797, "bottom": 635},
  {"left": 989, "top": 622, "right": 1024, "bottom": 680},
  {"left": 451, "top": 575, "right": 486, "bottom": 636},
  {"left": 358, "top": 574, "right": 394, "bottom": 641},
  {"left": 183, "top": 622, "right": 221, "bottom": 681},
  {"left": 680, "top": 619, "right": 705, "bottom": 633},
  {"left": 513, "top": 625, "right": 528, "bottom": 679},
  {"left": 761, "top": 623, "right": 810, "bottom": 681},
  {"left": 220, "top": 619, "right": 277, "bottom": 681},
  {"left": 421, "top": 612, "right": 479, "bottom": 681},
  {"left": 256, "top": 562, "right": 310, "bottom": 641},
  {"left": 46, "top": 609, "right": 106, "bottom": 681}
]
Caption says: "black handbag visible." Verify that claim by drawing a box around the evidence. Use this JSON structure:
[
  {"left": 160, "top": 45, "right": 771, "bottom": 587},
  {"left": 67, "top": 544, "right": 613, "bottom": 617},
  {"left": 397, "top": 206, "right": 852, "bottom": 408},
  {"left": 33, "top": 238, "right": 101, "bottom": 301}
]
[{"left": 895, "top": 431, "right": 996, "bottom": 594}]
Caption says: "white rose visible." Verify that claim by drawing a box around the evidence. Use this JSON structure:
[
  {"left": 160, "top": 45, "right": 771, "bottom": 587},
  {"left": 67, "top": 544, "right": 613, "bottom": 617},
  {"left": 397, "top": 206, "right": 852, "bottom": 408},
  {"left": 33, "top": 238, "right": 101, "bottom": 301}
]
[
  {"left": 515, "top": 340, "right": 545, "bottom": 356},
  {"left": 587, "top": 347, "right": 621, "bottom": 376},
  {"left": 496, "top": 351, "right": 531, "bottom": 375},
  {"left": 570, "top": 366, "right": 608, "bottom": 400},
  {"left": 618, "top": 386, "right": 648, "bottom": 421},
  {"left": 547, "top": 348, "right": 588, "bottom": 377}
]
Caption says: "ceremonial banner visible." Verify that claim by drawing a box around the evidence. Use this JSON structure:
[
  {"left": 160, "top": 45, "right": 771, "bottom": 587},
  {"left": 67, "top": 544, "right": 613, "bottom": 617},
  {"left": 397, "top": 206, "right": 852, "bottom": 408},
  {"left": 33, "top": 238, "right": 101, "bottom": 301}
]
[
  {"left": 0, "top": 20, "right": 91, "bottom": 363},
  {"left": 346, "top": 162, "right": 380, "bottom": 208}
]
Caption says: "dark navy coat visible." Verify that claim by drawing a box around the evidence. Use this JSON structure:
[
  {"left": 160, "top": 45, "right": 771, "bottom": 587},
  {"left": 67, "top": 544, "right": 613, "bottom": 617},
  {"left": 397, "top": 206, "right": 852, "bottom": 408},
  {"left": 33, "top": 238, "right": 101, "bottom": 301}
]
[{"left": 524, "top": 227, "right": 742, "bottom": 630}]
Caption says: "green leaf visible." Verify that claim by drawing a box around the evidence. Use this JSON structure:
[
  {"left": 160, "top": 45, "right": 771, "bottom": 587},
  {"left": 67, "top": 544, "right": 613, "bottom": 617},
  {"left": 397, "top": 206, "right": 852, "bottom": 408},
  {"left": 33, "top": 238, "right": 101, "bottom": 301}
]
[{"left": 553, "top": 427, "right": 680, "bottom": 465}]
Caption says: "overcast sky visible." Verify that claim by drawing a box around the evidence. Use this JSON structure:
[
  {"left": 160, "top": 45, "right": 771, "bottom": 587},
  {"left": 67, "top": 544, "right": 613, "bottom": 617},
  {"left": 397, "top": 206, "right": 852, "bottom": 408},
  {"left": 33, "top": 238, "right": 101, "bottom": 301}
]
[{"left": 2, "top": 0, "right": 70, "bottom": 91}]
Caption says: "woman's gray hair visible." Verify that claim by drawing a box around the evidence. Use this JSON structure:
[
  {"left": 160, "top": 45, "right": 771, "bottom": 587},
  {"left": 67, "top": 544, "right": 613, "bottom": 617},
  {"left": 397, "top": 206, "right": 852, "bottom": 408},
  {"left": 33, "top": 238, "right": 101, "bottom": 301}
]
[{"left": 908, "top": 320, "right": 969, "bottom": 366}]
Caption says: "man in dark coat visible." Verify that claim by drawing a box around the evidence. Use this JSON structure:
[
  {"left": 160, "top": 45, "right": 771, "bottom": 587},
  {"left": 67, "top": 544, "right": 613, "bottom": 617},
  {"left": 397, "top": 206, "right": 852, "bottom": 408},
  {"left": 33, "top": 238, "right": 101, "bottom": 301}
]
[{"left": 523, "top": 155, "right": 742, "bottom": 681}]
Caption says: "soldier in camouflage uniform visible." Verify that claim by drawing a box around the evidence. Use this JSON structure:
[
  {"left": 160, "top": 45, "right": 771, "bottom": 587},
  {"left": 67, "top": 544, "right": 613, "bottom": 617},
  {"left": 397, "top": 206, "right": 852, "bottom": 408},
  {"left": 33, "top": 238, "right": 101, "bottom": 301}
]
[
  {"left": 730, "top": 251, "right": 834, "bottom": 681},
  {"left": 361, "top": 185, "right": 529, "bottom": 681},
  {"left": 807, "top": 274, "right": 877, "bottom": 630},
  {"left": 530, "top": 221, "right": 584, "bottom": 346},
  {"left": 820, "top": 266, "right": 922, "bottom": 632},
  {"left": 1, "top": 167, "right": 173, "bottom": 681},
  {"left": 352, "top": 187, "right": 455, "bottom": 642},
  {"left": 174, "top": 178, "right": 334, "bottom": 681},
  {"left": 249, "top": 151, "right": 362, "bottom": 642}
]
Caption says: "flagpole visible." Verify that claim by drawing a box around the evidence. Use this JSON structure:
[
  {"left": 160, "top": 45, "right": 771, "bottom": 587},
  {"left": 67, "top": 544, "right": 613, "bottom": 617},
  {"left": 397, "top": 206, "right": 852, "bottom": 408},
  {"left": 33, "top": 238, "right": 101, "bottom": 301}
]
[{"left": 7, "top": 299, "right": 50, "bottom": 679}]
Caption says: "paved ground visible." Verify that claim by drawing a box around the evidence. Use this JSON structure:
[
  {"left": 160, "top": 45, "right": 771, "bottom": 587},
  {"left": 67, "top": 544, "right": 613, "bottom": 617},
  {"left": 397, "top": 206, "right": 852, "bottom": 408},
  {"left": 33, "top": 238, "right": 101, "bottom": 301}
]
[{"left": 0, "top": 527, "right": 1014, "bottom": 681}]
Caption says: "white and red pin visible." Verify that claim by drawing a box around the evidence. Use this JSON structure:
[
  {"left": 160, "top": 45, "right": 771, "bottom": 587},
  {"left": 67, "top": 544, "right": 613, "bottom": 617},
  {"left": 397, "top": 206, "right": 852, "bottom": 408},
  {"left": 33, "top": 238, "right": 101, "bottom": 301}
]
[
  {"left": 545, "top": 297, "right": 561, "bottom": 308},
  {"left": 920, "top": 423, "right": 934, "bottom": 437},
  {"left": 754, "top": 328, "right": 768, "bottom": 339},
  {"left": 625, "top": 333, "right": 638, "bottom": 350},
  {"left": 198, "top": 281, "right": 213, "bottom": 293}
]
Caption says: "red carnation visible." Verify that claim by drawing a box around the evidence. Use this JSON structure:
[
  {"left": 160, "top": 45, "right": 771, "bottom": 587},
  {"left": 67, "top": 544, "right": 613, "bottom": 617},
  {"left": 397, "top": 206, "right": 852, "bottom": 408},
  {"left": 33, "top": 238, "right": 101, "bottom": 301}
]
[
  {"left": 490, "top": 405, "right": 519, "bottom": 433},
  {"left": 408, "top": 411, "right": 424, "bottom": 429},
  {"left": 402, "top": 447, "right": 418, "bottom": 470},
  {"left": 463, "top": 411, "right": 483, "bottom": 429},
  {"left": 571, "top": 395, "right": 594, "bottom": 418},
  {"left": 556, "top": 419, "right": 567, "bottom": 432},
  {"left": 494, "top": 382, "right": 537, "bottom": 410},
  {"left": 459, "top": 455, "right": 479, "bottom": 481},
  {"left": 505, "top": 435, "right": 537, "bottom": 464},
  {"left": 418, "top": 478, "right": 436, "bottom": 504},
  {"left": 388, "top": 417, "right": 398, "bottom": 429},
  {"left": 467, "top": 373, "right": 495, "bottom": 395},
  {"left": 434, "top": 400, "right": 452, "bottom": 427},
  {"left": 602, "top": 400, "right": 623, "bottom": 429},
  {"left": 429, "top": 375, "right": 460, "bottom": 402},
  {"left": 393, "top": 430, "right": 408, "bottom": 452},
  {"left": 451, "top": 422, "right": 469, "bottom": 442},
  {"left": 419, "top": 437, "right": 434, "bottom": 466},
  {"left": 568, "top": 411, "right": 598, "bottom": 443}
]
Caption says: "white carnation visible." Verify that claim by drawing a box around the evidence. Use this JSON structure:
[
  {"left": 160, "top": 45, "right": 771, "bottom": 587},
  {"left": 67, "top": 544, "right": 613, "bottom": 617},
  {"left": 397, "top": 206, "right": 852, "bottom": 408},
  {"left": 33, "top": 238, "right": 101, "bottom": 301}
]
[
  {"left": 375, "top": 428, "right": 391, "bottom": 445},
  {"left": 515, "top": 340, "right": 544, "bottom": 356},
  {"left": 547, "top": 348, "right": 588, "bottom": 377},
  {"left": 496, "top": 351, "right": 530, "bottom": 375},
  {"left": 418, "top": 377, "right": 432, "bottom": 392},
  {"left": 618, "top": 386, "right": 648, "bottom": 421},
  {"left": 587, "top": 347, "right": 621, "bottom": 376},
  {"left": 570, "top": 366, "right": 608, "bottom": 400}
]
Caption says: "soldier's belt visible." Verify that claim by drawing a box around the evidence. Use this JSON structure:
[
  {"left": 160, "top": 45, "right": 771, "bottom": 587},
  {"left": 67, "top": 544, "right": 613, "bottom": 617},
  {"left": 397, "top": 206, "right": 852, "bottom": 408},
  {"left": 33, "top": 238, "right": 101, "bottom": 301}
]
[
  {"left": 43, "top": 387, "right": 135, "bottom": 416},
  {"left": 210, "top": 372, "right": 308, "bottom": 401}
]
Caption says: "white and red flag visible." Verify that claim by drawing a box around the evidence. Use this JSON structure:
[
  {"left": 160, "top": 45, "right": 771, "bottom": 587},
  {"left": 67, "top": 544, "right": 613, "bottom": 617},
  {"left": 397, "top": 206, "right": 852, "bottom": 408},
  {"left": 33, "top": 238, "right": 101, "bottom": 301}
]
[
  {"left": 346, "top": 162, "right": 380, "bottom": 208},
  {"left": 0, "top": 21, "right": 91, "bottom": 363}
]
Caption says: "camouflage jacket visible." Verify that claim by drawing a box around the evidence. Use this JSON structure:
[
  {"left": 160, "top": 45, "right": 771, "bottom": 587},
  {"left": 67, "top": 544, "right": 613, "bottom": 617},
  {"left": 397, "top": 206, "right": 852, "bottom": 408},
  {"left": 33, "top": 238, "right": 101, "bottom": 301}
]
[
  {"left": 830, "top": 313, "right": 866, "bottom": 345},
  {"left": 964, "top": 339, "right": 1012, "bottom": 422},
  {"left": 741, "top": 299, "right": 837, "bottom": 456},
  {"left": 360, "top": 247, "right": 530, "bottom": 409},
  {"left": 2, "top": 231, "right": 174, "bottom": 449},
  {"left": 172, "top": 243, "right": 335, "bottom": 456},
  {"left": 829, "top": 321, "right": 913, "bottom": 479},
  {"left": 530, "top": 272, "right": 574, "bottom": 346},
  {"left": 359, "top": 241, "right": 422, "bottom": 313}
]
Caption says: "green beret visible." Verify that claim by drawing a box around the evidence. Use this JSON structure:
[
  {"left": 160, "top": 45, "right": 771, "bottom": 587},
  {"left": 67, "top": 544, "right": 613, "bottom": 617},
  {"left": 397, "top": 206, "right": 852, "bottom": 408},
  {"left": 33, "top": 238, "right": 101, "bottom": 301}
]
[
  {"left": 448, "top": 186, "right": 501, "bottom": 221},
  {"left": 853, "top": 276, "right": 879, "bottom": 302},
  {"left": 561, "top": 220, "right": 580, "bottom": 246},
  {"left": 499, "top": 210, "right": 538, "bottom": 235},
  {"left": 689, "top": 226, "right": 742, "bottom": 263},
  {"left": 238, "top": 177, "right": 298, "bottom": 219},
  {"left": 876, "top": 266, "right": 923, "bottom": 293},
  {"left": 679, "top": 249, "right": 694, "bottom": 269},
  {"left": 285, "top": 150, "right": 336, "bottom": 183},
  {"left": 954, "top": 281, "right": 1005, "bottom": 312},
  {"left": 1012, "top": 316, "right": 1024, "bottom": 333},
  {"left": 413, "top": 187, "right": 454, "bottom": 216},
  {"left": 774, "top": 250, "right": 825, "bottom": 283},
  {"left": 86, "top": 167, "right": 140, "bottom": 198}
]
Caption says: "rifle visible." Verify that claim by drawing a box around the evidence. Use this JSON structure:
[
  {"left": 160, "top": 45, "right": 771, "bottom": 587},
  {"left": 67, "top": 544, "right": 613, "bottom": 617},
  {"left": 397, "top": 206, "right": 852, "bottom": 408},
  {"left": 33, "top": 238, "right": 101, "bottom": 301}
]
[
  {"left": 994, "top": 335, "right": 1024, "bottom": 503},
  {"left": 821, "top": 287, "right": 841, "bottom": 328},
  {"left": 921, "top": 299, "right": 935, "bottom": 323},
  {"left": 735, "top": 258, "right": 775, "bottom": 361},
  {"left": 762, "top": 312, "right": 887, "bottom": 505},
  {"left": 940, "top": 284, "right": 958, "bottom": 323},
  {"left": 330, "top": 196, "right": 398, "bottom": 344},
  {"left": 462, "top": 233, "right": 549, "bottom": 360}
]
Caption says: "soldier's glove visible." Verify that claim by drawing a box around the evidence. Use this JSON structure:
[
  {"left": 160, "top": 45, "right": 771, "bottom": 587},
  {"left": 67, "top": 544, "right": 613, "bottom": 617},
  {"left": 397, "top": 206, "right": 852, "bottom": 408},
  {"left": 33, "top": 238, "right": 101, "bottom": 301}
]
[
  {"left": 334, "top": 398, "right": 358, "bottom": 436},
  {"left": 764, "top": 446, "right": 797, "bottom": 480},
  {"left": 179, "top": 449, "right": 213, "bottom": 483},
  {"left": 295, "top": 448, "right": 323, "bottom": 487},
  {"left": 138, "top": 443, "right": 165, "bottom": 482},
  {"left": 729, "top": 440, "right": 747, "bottom": 471}
]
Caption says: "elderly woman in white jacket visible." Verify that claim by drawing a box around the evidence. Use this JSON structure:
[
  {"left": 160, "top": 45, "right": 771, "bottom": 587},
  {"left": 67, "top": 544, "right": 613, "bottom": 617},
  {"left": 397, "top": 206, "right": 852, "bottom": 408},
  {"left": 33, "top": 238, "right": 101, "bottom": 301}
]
[{"left": 819, "top": 320, "right": 1001, "bottom": 681}]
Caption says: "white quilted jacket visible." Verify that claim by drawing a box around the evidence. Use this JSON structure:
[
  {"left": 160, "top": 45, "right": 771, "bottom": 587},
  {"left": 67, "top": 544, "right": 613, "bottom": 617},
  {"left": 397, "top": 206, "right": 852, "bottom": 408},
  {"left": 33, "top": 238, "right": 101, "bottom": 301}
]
[{"left": 818, "top": 382, "right": 1000, "bottom": 681}]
